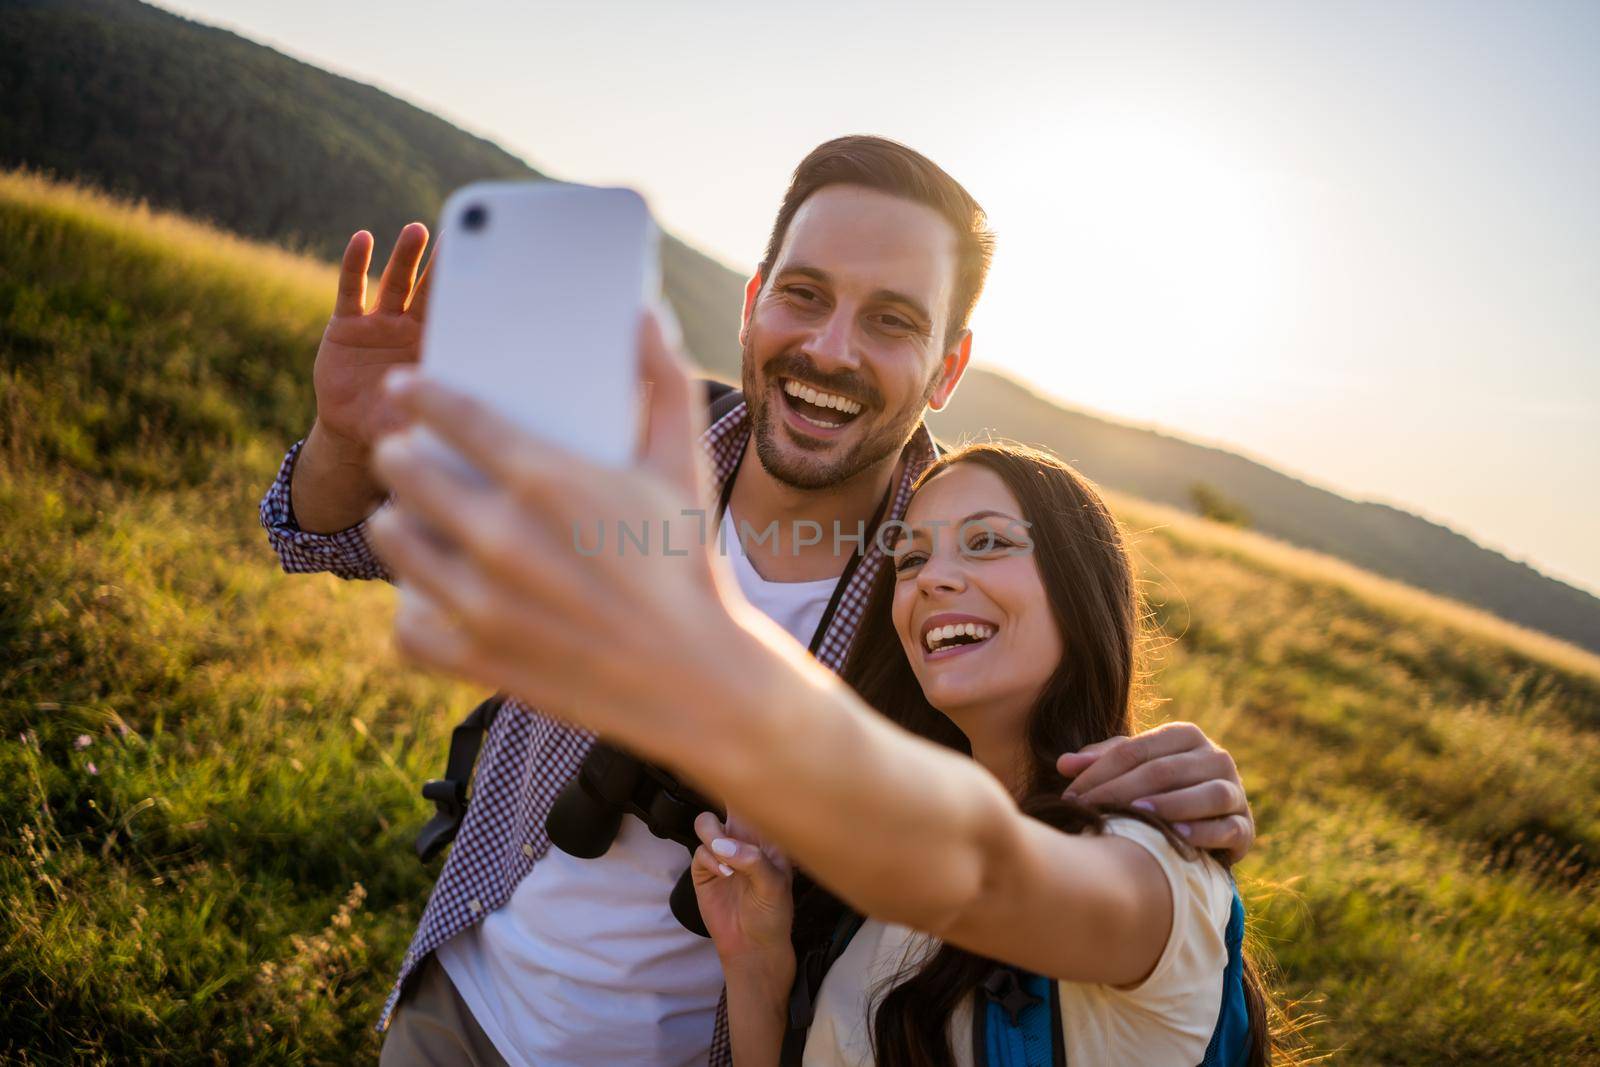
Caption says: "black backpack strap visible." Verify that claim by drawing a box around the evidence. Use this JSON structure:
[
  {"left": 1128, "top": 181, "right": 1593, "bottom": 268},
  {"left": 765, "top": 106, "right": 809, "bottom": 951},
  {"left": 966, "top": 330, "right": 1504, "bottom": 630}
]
[
  {"left": 705, "top": 377, "right": 743, "bottom": 423},
  {"left": 971, "top": 966, "right": 1064, "bottom": 1067},
  {"left": 780, "top": 909, "right": 866, "bottom": 1066},
  {"left": 413, "top": 378, "right": 741, "bottom": 864},
  {"left": 415, "top": 694, "right": 507, "bottom": 861}
]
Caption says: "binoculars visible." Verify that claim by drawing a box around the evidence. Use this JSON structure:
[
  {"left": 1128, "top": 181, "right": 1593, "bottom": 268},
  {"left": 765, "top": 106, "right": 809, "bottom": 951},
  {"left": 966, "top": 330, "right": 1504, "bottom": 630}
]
[{"left": 545, "top": 742, "right": 722, "bottom": 937}]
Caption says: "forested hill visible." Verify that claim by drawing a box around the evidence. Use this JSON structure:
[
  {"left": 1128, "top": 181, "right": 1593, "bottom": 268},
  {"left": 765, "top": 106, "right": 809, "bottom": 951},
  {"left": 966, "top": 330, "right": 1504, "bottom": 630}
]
[
  {"left": 3, "top": 0, "right": 1597, "bottom": 654},
  {"left": 0, "top": 0, "right": 745, "bottom": 375}
]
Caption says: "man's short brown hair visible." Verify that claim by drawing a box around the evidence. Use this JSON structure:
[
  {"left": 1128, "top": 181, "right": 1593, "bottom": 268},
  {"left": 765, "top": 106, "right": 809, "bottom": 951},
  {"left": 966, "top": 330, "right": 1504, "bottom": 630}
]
[{"left": 759, "top": 135, "right": 995, "bottom": 346}]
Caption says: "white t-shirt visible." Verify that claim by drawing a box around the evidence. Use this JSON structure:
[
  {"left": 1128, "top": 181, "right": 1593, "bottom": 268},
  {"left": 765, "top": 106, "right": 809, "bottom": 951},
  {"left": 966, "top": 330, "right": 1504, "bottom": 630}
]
[
  {"left": 802, "top": 817, "right": 1235, "bottom": 1067},
  {"left": 436, "top": 506, "right": 840, "bottom": 1066}
]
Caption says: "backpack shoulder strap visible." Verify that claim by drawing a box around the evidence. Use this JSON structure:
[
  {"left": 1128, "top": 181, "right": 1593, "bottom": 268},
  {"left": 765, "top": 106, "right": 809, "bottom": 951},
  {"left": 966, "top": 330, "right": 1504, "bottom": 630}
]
[
  {"left": 413, "top": 378, "right": 741, "bottom": 864},
  {"left": 1199, "top": 883, "right": 1251, "bottom": 1066},
  {"left": 414, "top": 694, "right": 507, "bottom": 862},
  {"left": 779, "top": 910, "right": 867, "bottom": 1066},
  {"left": 704, "top": 377, "right": 743, "bottom": 423},
  {"left": 971, "top": 882, "right": 1251, "bottom": 1067},
  {"left": 972, "top": 966, "right": 1064, "bottom": 1067}
]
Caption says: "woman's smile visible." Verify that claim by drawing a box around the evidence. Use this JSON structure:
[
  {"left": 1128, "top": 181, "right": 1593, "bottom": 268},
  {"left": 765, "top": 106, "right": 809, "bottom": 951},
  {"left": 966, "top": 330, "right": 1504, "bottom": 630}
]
[{"left": 918, "top": 612, "right": 1000, "bottom": 662}]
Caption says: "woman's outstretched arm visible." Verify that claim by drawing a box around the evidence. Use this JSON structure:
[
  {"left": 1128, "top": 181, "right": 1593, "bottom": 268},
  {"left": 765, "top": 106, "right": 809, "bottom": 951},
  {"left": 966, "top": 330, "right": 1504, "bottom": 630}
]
[{"left": 649, "top": 606, "right": 1175, "bottom": 989}]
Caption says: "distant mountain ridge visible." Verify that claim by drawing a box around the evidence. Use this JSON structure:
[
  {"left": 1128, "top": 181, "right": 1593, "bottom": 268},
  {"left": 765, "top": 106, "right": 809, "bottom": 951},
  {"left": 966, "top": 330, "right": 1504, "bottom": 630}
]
[
  {"left": 3, "top": 0, "right": 1596, "bottom": 653},
  {"left": 927, "top": 371, "right": 1600, "bottom": 653}
]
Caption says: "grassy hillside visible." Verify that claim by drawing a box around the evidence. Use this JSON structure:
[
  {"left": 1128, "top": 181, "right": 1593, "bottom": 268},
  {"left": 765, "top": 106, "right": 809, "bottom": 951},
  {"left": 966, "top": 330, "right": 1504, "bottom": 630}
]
[
  {"left": 4, "top": 171, "right": 1599, "bottom": 1064},
  {"left": 5, "top": 0, "right": 1597, "bottom": 656}
]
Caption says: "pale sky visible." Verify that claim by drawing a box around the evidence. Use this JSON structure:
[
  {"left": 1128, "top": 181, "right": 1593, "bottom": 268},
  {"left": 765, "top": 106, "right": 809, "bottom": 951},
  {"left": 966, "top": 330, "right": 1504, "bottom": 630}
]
[{"left": 167, "top": 0, "right": 1600, "bottom": 594}]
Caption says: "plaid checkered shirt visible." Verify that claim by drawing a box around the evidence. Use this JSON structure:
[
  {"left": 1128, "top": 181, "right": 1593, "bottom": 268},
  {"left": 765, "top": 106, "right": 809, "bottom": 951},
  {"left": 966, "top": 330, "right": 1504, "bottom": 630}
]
[{"left": 258, "top": 396, "right": 940, "bottom": 1065}]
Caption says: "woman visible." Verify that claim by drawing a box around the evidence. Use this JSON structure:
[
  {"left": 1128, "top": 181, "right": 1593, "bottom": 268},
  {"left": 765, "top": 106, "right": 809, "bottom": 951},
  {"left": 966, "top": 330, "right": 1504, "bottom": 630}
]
[
  {"left": 365, "top": 322, "right": 1277, "bottom": 1065},
  {"left": 688, "top": 441, "right": 1272, "bottom": 1066}
]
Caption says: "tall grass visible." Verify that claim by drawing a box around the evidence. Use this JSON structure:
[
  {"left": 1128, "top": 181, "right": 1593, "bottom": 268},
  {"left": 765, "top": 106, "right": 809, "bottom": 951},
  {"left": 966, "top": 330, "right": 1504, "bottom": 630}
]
[{"left": 3, "top": 170, "right": 1597, "bottom": 1063}]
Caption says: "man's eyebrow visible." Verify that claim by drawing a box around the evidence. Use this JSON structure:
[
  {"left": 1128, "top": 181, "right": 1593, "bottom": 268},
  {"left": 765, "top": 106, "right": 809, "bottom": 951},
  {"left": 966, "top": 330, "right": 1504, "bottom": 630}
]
[
  {"left": 776, "top": 265, "right": 831, "bottom": 286},
  {"left": 869, "top": 288, "right": 932, "bottom": 325},
  {"left": 774, "top": 265, "right": 932, "bottom": 325}
]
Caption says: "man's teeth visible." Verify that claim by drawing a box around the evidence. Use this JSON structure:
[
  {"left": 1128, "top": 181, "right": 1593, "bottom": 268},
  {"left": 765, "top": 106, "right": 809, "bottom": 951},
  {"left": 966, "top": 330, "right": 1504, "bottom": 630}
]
[
  {"left": 783, "top": 379, "right": 862, "bottom": 416},
  {"left": 924, "top": 622, "right": 996, "bottom": 652}
]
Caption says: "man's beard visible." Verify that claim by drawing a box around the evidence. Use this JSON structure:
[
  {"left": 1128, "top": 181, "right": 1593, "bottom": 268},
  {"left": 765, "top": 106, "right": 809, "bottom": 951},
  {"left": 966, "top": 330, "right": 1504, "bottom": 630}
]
[{"left": 739, "top": 331, "right": 940, "bottom": 491}]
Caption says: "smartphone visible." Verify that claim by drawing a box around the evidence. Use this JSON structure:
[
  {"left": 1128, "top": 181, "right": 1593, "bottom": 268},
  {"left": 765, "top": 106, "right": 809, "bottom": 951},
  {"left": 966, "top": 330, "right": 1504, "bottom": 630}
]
[
  {"left": 417, "top": 180, "right": 660, "bottom": 470},
  {"left": 398, "top": 181, "right": 659, "bottom": 610}
]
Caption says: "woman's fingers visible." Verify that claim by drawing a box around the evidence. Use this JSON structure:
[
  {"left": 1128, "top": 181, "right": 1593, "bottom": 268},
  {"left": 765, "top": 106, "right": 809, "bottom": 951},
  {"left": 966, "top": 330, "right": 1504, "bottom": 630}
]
[
  {"left": 369, "top": 432, "right": 592, "bottom": 612},
  {"left": 367, "top": 505, "right": 509, "bottom": 633},
  {"left": 370, "top": 430, "right": 504, "bottom": 543},
  {"left": 335, "top": 230, "right": 374, "bottom": 316},
  {"left": 382, "top": 372, "right": 582, "bottom": 515},
  {"left": 389, "top": 583, "right": 505, "bottom": 692},
  {"left": 694, "top": 810, "right": 728, "bottom": 848},
  {"left": 365, "top": 498, "right": 646, "bottom": 728},
  {"left": 636, "top": 304, "right": 708, "bottom": 499},
  {"left": 691, "top": 844, "right": 732, "bottom": 884},
  {"left": 698, "top": 813, "right": 781, "bottom": 884},
  {"left": 710, "top": 835, "right": 790, "bottom": 899},
  {"left": 376, "top": 222, "right": 429, "bottom": 314},
  {"left": 688, "top": 824, "right": 739, "bottom": 880}
]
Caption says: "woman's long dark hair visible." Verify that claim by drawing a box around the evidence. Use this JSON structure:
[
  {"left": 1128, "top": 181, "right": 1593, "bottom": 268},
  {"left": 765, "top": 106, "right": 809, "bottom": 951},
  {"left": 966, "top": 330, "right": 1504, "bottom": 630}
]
[{"left": 797, "top": 441, "right": 1278, "bottom": 1066}]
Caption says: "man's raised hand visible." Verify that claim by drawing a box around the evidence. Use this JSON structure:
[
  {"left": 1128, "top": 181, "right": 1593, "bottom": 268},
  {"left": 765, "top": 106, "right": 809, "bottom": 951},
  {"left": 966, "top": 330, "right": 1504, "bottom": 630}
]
[
  {"left": 291, "top": 224, "right": 433, "bottom": 533},
  {"left": 314, "top": 224, "right": 433, "bottom": 450}
]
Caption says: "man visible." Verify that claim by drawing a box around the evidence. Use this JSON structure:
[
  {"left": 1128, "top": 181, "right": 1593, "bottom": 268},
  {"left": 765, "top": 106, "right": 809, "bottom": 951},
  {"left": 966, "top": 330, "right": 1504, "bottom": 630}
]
[{"left": 261, "top": 136, "right": 1254, "bottom": 1066}]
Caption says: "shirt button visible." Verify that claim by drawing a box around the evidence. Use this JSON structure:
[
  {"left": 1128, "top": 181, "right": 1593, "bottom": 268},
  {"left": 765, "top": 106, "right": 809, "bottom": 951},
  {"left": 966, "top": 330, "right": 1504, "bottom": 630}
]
[
  {"left": 521, "top": 843, "right": 535, "bottom": 858},
  {"left": 468, "top": 899, "right": 483, "bottom": 915}
]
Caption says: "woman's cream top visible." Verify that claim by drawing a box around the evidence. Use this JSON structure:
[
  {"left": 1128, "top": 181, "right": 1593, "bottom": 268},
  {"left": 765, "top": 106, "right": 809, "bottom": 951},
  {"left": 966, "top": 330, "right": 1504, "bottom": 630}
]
[{"left": 801, "top": 817, "right": 1235, "bottom": 1067}]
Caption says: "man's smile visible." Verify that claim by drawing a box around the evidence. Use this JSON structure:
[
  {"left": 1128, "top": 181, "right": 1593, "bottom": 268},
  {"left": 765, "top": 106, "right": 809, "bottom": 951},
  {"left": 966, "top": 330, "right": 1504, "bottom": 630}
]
[{"left": 775, "top": 376, "right": 867, "bottom": 436}]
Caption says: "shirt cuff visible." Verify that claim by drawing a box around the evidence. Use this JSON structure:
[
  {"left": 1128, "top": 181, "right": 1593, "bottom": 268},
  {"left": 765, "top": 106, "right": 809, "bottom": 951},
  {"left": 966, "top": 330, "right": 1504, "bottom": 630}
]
[{"left": 259, "top": 439, "right": 393, "bottom": 582}]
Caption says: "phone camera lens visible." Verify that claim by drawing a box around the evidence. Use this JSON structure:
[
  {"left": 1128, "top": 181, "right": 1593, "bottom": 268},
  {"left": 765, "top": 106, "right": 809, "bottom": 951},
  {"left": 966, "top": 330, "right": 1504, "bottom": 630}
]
[{"left": 462, "top": 204, "right": 488, "bottom": 231}]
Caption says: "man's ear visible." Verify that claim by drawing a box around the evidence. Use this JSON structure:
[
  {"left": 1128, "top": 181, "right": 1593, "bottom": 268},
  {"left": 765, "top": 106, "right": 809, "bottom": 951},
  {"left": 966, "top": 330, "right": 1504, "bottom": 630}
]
[
  {"left": 738, "top": 270, "right": 763, "bottom": 348},
  {"left": 927, "top": 329, "right": 973, "bottom": 412}
]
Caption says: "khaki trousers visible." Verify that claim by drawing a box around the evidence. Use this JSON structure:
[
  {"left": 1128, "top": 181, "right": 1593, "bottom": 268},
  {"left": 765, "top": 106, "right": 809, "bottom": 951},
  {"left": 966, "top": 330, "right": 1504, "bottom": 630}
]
[{"left": 378, "top": 956, "right": 511, "bottom": 1067}]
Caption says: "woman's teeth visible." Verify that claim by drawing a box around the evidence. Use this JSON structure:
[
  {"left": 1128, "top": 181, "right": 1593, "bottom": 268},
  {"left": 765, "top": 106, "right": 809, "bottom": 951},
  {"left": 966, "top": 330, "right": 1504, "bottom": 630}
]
[
  {"left": 783, "top": 379, "right": 863, "bottom": 427},
  {"left": 924, "top": 622, "right": 996, "bottom": 652}
]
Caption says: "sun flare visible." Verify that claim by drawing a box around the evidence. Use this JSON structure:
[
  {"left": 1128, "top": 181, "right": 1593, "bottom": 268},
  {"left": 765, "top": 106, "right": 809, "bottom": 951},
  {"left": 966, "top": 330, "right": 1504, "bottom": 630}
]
[{"left": 968, "top": 115, "right": 1292, "bottom": 420}]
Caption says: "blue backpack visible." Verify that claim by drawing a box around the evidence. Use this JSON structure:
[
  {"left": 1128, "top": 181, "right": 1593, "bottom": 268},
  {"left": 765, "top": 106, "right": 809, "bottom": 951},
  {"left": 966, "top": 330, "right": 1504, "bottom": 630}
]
[
  {"left": 785, "top": 882, "right": 1251, "bottom": 1067},
  {"left": 972, "top": 883, "right": 1251, "bottom": 1066}
]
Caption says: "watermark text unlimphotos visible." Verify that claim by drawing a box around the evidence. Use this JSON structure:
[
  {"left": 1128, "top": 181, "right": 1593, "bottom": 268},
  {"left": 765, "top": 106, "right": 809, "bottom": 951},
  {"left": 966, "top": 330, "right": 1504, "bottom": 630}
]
[{"left": 572, "top": 511, "right": 1034, "bottom": 559}]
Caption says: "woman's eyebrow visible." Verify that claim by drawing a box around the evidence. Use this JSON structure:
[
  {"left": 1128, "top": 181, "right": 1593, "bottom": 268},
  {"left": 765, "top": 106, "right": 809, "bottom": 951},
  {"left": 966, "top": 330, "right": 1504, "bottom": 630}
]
[
  {"left": 904, "top": 510, "right": 1022, "bottom": 538},
  {"left": 958, "top": 509, "right": 1020, "bottom": 527}
]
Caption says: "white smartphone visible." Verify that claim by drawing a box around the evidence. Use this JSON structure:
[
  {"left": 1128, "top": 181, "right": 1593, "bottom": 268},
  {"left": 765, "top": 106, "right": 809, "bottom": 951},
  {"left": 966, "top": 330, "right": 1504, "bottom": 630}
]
[
  {"left": 418, "top": 180, "right": 660, "bottom": 466},
  {"left": 399, "top": 180, "right": 659, "bottom": 604}
]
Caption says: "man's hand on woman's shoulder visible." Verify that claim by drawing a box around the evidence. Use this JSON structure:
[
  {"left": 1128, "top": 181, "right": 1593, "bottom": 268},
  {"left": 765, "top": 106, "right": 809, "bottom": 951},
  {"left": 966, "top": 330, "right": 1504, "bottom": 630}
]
[{"left": 1055, "top": 721, "right": 1254, "bottom": 862}]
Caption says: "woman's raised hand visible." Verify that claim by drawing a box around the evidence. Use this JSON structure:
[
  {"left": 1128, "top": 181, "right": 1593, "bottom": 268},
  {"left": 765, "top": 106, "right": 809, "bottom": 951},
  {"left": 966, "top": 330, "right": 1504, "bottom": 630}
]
[{"left": 691, "top": 810, "right": 795, "bottom": 969}]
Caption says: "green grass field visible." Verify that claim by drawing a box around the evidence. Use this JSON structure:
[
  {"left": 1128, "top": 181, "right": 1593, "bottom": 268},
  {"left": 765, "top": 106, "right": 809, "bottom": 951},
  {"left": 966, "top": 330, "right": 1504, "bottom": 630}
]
[{"left": 3, "top": 171, "right": 1598, "bottom": 1064}]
